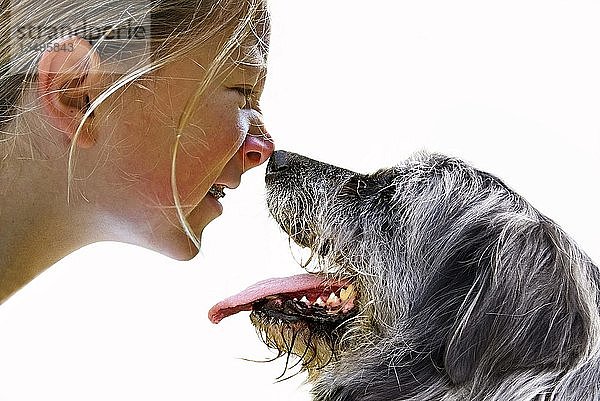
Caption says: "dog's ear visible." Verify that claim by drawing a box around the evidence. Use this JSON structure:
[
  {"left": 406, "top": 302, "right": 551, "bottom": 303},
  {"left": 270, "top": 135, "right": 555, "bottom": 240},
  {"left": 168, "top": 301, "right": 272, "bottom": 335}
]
[{"left": 444, "top": 218, "right": 597, "bottom": 385}]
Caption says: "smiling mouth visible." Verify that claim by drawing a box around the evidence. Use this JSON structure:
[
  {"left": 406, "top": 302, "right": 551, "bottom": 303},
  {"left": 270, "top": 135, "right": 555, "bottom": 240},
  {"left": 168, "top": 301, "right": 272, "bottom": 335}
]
[{"left": 208, "top": 184, "right": 226, "bottom": 199}]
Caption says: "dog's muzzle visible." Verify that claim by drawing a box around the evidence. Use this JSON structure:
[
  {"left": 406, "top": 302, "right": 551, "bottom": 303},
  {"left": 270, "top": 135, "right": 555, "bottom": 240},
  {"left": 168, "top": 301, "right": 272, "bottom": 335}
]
[{"left": 208, "top": 150, "right": 359, "bottom": 330}]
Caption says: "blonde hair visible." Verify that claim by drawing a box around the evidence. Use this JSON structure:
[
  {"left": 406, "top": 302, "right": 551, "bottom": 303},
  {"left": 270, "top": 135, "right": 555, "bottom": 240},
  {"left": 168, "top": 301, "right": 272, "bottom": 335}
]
[{"left": 0, "top": 0, "right": 270, "bottom": 250}]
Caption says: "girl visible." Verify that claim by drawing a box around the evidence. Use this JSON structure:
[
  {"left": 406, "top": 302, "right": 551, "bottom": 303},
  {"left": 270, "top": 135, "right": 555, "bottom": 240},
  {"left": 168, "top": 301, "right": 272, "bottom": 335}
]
[{"left": 0, "top": 0, "right": 274, "bottom": 303}]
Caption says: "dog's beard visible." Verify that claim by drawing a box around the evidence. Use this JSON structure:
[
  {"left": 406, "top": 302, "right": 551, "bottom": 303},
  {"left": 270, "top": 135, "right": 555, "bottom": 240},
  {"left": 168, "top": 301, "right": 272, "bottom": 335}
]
[{"left": 250, "top": 292, "right": 357, "bottom": 380}]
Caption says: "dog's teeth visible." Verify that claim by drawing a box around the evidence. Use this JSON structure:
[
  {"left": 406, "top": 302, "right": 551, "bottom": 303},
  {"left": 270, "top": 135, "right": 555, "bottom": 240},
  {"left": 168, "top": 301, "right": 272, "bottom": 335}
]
[
  {"left": 293, "top": 297, "right": 298, "bottom": 302},
  {"left": 326, "top": 292, "right": 341, "bottom": 307},
  {"left": 340, "top": 284, "right": 355, "bottom": 301},
  {"left": 300, "top": 296, "right": 310, "bottom": 306},
  {"left": 314, "top": 297, "right": 326, "bottom": 307}
]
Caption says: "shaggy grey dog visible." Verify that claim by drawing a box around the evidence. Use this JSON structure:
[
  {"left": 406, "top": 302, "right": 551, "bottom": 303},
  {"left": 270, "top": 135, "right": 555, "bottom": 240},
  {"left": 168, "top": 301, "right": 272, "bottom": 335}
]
[{"left": 209, "top": 150, "right": 600, "bottom": 401}]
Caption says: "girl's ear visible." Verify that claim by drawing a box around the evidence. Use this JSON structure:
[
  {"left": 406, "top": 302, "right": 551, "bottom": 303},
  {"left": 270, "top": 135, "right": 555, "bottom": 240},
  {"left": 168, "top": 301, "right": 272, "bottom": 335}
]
[
  {"left": 37, "top": 35, "right": 102, "bottom": 148},
  {"left": 443, "top": 220, "right": 595, "bottom": 388}
]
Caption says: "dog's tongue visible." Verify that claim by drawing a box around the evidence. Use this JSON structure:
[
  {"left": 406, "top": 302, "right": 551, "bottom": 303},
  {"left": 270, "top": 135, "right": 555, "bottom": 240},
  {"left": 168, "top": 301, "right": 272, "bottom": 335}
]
[{"left": 208, "top": 273, "right": 331, "bottom": 324}]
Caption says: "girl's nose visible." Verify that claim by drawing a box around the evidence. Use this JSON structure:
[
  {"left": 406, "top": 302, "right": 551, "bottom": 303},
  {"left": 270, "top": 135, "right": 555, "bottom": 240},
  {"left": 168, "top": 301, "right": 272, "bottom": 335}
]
[{"left": 240, "top": 131, "right": 274, "bottom": 172}]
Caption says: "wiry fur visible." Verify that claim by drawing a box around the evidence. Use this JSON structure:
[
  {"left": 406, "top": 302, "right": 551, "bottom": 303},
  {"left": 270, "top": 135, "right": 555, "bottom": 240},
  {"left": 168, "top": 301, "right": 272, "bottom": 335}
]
[{"left": 261, "top": 150, "right": 600, "bottom": 401}]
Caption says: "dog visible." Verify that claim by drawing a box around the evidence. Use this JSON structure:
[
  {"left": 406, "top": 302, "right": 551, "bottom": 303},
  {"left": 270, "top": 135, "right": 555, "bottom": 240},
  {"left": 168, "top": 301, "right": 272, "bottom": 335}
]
[{"left": 209, "top": 150, "right": 600, "bottom": 401}]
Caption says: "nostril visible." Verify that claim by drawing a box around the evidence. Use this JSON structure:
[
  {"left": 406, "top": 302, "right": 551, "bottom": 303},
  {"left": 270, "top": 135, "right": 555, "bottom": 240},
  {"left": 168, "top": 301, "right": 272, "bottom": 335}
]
[
  {"left": 241, "top": 133, "right": 274, "bottom": 171},
  {"left": 266, "top": 150, "right": 290, "bottom": 175},
  {"left": 246, "top": 151, "right": 262, "bottom": 165},
  {"left": 272, "top": 163, "right": 288, "bottom": 173}
]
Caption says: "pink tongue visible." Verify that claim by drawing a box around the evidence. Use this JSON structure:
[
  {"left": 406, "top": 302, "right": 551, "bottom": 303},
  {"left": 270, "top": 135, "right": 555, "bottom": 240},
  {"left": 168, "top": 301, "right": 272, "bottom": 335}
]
[{"left": 208, "top": 273, "right": 333, "bottom": 324}]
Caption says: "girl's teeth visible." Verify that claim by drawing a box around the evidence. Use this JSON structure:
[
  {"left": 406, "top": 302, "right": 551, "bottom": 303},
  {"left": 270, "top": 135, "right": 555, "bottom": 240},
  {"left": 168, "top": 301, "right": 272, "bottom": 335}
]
[{"left": 208, "top": 185, "right": 226, "bottom": 199}]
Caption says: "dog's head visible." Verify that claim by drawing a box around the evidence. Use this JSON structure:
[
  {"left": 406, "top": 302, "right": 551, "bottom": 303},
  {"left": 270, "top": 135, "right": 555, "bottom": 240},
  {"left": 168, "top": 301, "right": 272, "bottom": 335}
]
[{"left": 210, "top": 150, "right": 600, "bottom": 401}]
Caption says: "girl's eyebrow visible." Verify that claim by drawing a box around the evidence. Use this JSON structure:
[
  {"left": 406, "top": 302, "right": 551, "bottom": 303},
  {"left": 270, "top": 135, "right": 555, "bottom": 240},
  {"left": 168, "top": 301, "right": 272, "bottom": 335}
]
[
  {"left": 233, "top": 45, "right": 267, "bottom": 72},
  {"left": 232, "top": 62, "right": 266, "bottom": 84},
  {"left": 234, "top": 58, "right": 266, "bottom": 74}
]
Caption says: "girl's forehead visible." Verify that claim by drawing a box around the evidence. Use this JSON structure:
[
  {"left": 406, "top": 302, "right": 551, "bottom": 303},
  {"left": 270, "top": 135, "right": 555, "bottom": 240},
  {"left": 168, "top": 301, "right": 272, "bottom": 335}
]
[
  {"left": 243, "top": 11, "right": 270, "bottom": 65},
  {"left": 224, "top": 29, "right": 268, "bottom": 74},
  {"left": 211, "top": 5, "right": 270, "bottom": 70},
  {"left": 186, "top": 34, "right": 267, "bottom": 75}
]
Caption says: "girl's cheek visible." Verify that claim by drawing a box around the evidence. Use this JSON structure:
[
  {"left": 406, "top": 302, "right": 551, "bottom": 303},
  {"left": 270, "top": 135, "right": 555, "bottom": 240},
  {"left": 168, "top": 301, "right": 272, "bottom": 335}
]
[
  {"left": 132, "top": 94, "right": 246, "bottom": 211},
  {"left": 148, "top": 132, "right": 236, "bottom": 209}
]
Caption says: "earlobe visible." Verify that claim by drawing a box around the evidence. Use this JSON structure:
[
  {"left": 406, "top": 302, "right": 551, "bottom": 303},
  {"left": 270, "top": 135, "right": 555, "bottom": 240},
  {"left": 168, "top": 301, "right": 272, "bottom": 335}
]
[{"left": 37, "top": 35, "right": 101, "bottom": 148}]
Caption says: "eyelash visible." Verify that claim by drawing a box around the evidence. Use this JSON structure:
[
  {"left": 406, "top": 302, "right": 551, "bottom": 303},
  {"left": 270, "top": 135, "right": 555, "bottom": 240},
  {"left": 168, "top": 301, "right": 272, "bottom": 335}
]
[{"left": 233, "top": 87, "right": 254, "bottom": 106}]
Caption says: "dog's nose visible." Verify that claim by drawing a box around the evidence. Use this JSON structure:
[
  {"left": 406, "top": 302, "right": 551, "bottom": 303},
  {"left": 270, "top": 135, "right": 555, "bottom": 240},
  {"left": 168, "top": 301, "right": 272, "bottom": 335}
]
[{"left": 266, "top": 150, "right": 290, "bottom": 176}]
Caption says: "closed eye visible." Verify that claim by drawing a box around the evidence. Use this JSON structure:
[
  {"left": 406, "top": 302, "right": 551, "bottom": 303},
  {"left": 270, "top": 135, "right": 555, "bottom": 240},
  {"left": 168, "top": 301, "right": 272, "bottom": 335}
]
[
  {"left": 232, "top": 86, "right": 263, "bottom": 113},
  {"left": 232, "top": 86, "right": 254, "bottom": 108}
]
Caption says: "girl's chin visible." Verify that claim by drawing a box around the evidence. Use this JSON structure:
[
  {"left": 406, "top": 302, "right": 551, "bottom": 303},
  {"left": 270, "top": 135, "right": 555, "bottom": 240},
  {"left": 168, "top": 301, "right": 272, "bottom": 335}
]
[
  {"left": 132, "top": 194, "right": 223, "bottom": 261},
  {"left": 188, "top": 194, "right": 223, "bottom": 227}
]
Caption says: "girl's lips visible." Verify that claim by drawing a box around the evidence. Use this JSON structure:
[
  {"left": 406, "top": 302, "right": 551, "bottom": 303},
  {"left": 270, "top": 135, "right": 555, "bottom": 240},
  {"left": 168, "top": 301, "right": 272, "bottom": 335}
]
[
  {"left": 214, "top": 179, "right": 239, "bottom": 190},
  {"left": 204, "top": 191, "right": 223, "bottom": 215},
  {"left": 194, "top": 174, "right": 238, "bottom": 221}
]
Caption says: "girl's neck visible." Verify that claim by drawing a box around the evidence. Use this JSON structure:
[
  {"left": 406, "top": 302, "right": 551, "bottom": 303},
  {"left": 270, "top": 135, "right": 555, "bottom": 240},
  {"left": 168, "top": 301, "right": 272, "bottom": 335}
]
[{"left": 0, "top": 157, "right": 98, "bottom": 304}]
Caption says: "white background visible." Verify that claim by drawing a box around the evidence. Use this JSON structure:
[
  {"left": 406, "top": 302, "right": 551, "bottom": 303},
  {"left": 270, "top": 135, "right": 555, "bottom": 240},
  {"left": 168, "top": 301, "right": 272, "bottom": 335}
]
[{"left": 1, "top": 1, "right": 599, "bottom": 400}]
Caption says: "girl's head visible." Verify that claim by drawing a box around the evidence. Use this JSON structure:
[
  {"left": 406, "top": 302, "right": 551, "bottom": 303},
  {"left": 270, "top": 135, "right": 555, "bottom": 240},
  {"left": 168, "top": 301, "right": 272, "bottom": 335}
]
[{"left": 0, "top": 0, "right": 274, "bottom": 260}]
